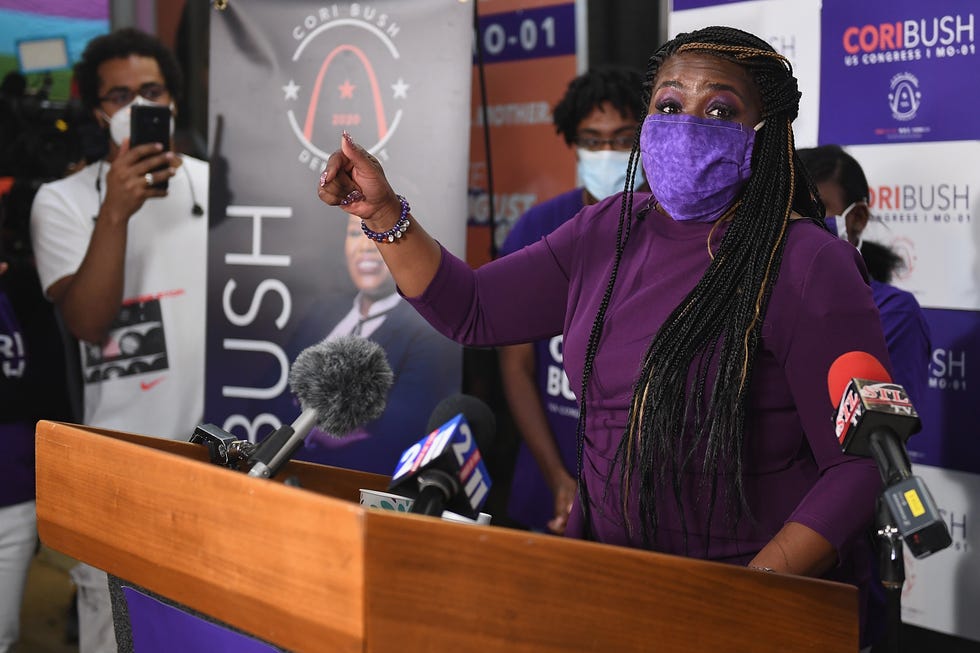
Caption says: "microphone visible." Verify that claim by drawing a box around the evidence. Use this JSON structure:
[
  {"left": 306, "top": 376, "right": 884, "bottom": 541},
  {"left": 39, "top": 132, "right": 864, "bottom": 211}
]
[
  {"left": 247, "top": 335, "right": 394, "bottom": 479},
  {"left": 185, "top": 163, "right": 204, "bottom": 216},
  {"left": 425, "top": 392, "right": 497, "bottom": 437},
  {"left": 828, "top": 351, "right": 951, "bottom": 558},
  {"left": 388, "top": 394, "right": 495, "bottom": 519}
]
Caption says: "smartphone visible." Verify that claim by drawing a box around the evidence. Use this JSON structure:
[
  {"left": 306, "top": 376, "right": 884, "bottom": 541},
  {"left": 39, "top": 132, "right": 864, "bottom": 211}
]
[{"left": 130, "top": 104, "right": 172, "bottom": 190}]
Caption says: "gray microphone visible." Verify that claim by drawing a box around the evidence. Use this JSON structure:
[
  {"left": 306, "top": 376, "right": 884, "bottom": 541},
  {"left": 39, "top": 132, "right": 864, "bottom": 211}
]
[{"left": 248, "top": 335, "right": 394, "bottom": 479}]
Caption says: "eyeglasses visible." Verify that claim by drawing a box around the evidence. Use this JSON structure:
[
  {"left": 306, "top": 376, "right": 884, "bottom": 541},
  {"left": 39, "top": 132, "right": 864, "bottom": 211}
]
[
  {"left": 98, "top": 82, "right": 169, "bottom": 107},
  {"left": 575, "top": 133, "right": 636, "bottom": 151}
]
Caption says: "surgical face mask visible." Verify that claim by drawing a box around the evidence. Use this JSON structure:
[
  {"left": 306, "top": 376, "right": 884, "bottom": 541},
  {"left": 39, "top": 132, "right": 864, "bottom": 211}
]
[
  {"left": 103, "top": 96, "right": 174, "bottom": 146},
  {"left": 640, "top": 113, "right": 760, "bottom": 223},
  {"left": 577, "top": 148, "right": 644, "bottom": 201},
  {"left": 824, "top": 200, "right": 862, "bottom": 245}
]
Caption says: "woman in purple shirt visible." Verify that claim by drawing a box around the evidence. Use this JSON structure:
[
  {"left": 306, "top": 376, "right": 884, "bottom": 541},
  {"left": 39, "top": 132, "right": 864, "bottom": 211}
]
[{"left": 317, "top": 26, "right": 888, "bottom": 646}]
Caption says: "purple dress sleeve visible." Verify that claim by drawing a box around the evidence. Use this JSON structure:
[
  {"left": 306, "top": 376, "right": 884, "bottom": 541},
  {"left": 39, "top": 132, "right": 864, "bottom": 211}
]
[
  {"left": 767, "top": 234, "right": 891, "bottom": 558},
  {"left": 406, "top": 238, "right": 572, "bottom": 346},
  {"left": 407, "top": 193, "right": 620, "bottom": 349}
]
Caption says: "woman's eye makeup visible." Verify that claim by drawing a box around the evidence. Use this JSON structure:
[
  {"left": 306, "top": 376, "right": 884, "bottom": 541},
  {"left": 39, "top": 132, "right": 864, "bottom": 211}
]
[
  {"left": 652, "top": 89, "right": 742, "bottom": 121},
  {"left": 653, "top": 91, "right": 682, "bottom": 113},
  {"left": 706, "top": 101, "right": 737, "bottom": 120}
]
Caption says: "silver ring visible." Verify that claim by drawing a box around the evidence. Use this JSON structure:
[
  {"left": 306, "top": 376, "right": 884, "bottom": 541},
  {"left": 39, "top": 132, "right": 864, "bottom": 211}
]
[{"left": 144, "top": 172, "right": 154, "bottom": 187}]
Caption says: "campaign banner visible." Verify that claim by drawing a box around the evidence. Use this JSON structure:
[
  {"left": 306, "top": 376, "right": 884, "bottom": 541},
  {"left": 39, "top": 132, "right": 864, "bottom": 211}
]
[
  {"left": 910, "top": 307, "right": 980, "bottom": 476},
  {"left": 206, "top": 0, "right": 468, "bottom": 475},
  {"left": 847, "top": 141, "right": 979, "bottom": 312},
  {"left": 669, "top": 0, "right": 822, "bottom": 148},
  {"left": 467, "top": 0, "right": 578, "bottom": 266},
  {"left": 819, "top": 0, "right": 978, "bottom": 144},
  {"left": 900, "top": 464, "right": 979, "bottom": 641}
]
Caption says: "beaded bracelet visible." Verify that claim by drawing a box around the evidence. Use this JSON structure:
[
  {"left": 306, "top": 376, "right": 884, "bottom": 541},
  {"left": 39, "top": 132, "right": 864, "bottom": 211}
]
[{"left": 361, "top": 195, "right": 410, "bottom": 243}]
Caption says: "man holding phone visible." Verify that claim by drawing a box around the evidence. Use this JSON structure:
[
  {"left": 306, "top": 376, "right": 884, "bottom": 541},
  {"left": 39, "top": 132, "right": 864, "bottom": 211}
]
[{"left": 30, "top": 28, "right": 208, "bottom": 653}]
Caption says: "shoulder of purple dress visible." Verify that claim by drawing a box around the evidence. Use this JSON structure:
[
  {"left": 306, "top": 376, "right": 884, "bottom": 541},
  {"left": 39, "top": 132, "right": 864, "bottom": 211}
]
[
  {"left": 570, "top": 191, "right": 657, "bottom": 229},
  {"left": 781, "top": 219, "right": 869, "bottom": 281}
]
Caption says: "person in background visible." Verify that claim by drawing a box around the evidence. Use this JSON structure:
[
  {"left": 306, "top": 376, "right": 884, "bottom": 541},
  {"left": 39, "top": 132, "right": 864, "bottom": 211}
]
[
  {"left": 285, "top": 213, "right": 461, "bottom": 474},
  {"left": 318, "top": 26, "right": 891, "bottom": 648},
  {"left": 2, "top": 62, "right": 83, "bottom": 652},
  {"left": 0, "top": 234, "right": 38, "bottom": 653},
  {"left": 498, "top": 66, "right": 645, "bottom": 534},
  {"left": 30, "top": 28, "right": 209, "bottom": 653},
  {"left": 798, "top": 145, "right": 931, "bottom": 407}
]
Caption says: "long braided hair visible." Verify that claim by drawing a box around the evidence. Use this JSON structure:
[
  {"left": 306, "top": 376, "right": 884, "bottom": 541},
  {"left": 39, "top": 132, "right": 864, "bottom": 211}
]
[{"left": 574, "top": 26, "right": 825, "bottom": 548}]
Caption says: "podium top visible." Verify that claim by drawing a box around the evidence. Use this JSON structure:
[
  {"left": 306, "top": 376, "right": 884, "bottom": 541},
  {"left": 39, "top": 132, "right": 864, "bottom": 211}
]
[{"left": 35, "top": 420, "right": 858, "bottom": 653}]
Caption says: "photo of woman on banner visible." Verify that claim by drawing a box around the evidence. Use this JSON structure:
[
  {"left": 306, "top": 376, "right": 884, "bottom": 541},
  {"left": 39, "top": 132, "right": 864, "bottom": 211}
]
[
  {"left": 284, "top": 213, "right": 461, "bottom": 476},
  {"left": 317, "top": 25, "right": 891, "bottom": 648}
]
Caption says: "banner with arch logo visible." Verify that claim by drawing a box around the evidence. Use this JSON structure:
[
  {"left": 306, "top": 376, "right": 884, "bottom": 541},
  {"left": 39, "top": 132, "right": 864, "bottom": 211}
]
[
  {"left": 204, "top": 0, "right": 470, "bottom": 476},
  {"left": 819, "top": 0, "right": 978, "bottom": 145}
]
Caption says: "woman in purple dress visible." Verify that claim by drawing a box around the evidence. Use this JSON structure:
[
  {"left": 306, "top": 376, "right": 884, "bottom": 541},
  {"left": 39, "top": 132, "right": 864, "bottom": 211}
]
[{"left": 317, "top": 26, "right": 889, "bottom": 647}]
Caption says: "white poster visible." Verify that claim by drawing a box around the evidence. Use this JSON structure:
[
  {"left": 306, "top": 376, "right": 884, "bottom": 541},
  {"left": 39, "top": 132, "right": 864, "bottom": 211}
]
[
  {"left": 669, "top": 0, "right": 823, "bottom": 148},
  {"left": 846, "top": 141, "right": 980, "bottom": 311},
  {"left": 901, "top": 464, "right": 979, "bottom": 641}
]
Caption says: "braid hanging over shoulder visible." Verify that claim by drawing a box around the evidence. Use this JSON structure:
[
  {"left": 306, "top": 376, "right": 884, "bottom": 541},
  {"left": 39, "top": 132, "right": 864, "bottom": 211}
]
[{"left": 573, "top": 26, "right": 826, "bottom": 549}]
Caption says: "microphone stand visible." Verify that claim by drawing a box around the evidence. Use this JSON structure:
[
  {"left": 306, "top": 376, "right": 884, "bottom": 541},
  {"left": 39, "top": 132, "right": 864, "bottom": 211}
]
[
  {"left": 873, "top": 497, "right": 903, "bottom": 653},
  {"left": 864, "top": 430, "right": 949, "bottom": 653}
]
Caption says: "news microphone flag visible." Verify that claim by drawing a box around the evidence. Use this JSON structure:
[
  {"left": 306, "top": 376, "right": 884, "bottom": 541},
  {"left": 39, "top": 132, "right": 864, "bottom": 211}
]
[
  {"left": 388, "top": 413, "right": 491, "bottom": 519},
  {"left": 833, "top": 378, "right": 921, "bottom": 459},
  {"left": 828, "top": 351, "right": 951, "bottom": 558}
]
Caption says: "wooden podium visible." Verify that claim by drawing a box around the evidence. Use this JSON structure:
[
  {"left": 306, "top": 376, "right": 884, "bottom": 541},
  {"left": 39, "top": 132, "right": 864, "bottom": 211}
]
[{"left": 35, "top": 420, "right": 858, "bottom": 652}]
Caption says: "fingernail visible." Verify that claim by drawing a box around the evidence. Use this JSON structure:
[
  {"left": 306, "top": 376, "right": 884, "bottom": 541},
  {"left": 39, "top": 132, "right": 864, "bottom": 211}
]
[
  {"left": 319, "top": 170, "right": 328, "bottom": 187},
  {"left": 345, "top": 189, "right": 364, "bottom": 203},
  {"left": 343, "top": 131, "right": 354, "bottom": 146}
]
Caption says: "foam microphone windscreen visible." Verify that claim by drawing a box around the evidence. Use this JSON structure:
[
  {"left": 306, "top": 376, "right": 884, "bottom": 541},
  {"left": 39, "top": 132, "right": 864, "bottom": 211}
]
[{"left": 288, "top": 335, "right": 394, "bottom": 436}]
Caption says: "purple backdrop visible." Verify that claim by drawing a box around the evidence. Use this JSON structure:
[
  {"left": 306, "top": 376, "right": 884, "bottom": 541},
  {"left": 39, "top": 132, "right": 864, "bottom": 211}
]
[
  {"left": 819, "top": 0, "right": 978, "bottom": 144},
  {"left": 911, "top": 308, "right": 980, "bottom": 475}
]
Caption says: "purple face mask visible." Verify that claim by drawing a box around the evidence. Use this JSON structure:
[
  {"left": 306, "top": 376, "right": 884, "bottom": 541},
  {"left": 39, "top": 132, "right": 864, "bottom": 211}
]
[{"left": 640, "top": 113, "right": 757, "bottom": 223}]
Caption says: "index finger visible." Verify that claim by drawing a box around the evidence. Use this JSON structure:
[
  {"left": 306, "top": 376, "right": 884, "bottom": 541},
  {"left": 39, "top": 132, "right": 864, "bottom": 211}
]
[
  {"left": 339, "top": 131, "right": 379, "bottom": 172},
  {"left": 118, "top": 141, "right": 165, "bottom": 165}
]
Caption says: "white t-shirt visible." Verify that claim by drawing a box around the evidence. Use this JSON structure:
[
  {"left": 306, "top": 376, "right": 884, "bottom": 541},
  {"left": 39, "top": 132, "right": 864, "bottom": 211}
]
[{"left": 30, "top": 157, "right": 208, "bottom": 440}]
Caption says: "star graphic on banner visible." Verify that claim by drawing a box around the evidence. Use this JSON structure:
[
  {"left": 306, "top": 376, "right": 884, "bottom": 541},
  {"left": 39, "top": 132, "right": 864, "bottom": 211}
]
[
  {"left": 391, "top": 78, "right": 410, "bottom": 99},
  {"left": 282, "top": 79, "right": 300, "bottom": 101},
  {"left": 339, "top": 79, "right": 355, "bottom": 99}
]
